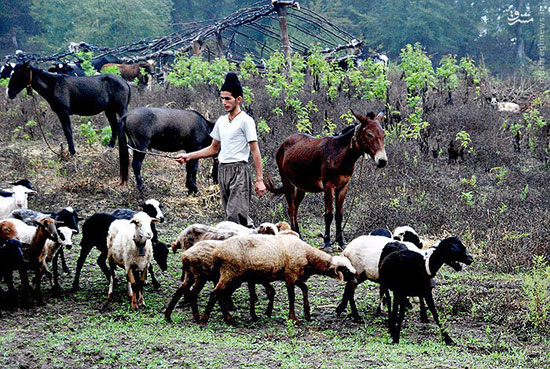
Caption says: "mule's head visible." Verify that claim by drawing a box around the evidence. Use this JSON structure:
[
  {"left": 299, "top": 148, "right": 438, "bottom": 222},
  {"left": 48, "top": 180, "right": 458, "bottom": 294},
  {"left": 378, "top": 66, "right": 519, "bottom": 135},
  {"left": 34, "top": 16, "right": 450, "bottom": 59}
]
[
  {"left": 351, "top": 110, "right": 387, "bottom": 168},
  {"left": 7, "top": 62, "right": 32, "bottom": 99}
]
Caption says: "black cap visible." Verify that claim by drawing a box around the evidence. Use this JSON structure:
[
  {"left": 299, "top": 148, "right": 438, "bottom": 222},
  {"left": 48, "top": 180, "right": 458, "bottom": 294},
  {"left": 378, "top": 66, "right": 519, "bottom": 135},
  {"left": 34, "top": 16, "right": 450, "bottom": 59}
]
[{"left": 220, "top": 72, "right": 243, "bottom": 98}]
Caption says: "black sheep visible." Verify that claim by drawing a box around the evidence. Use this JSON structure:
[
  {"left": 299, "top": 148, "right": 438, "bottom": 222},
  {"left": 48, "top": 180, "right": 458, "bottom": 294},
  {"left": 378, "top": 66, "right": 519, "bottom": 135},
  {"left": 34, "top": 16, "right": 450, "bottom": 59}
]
[{"left": 379, "top": 236, "right": 473, "bottom": 345}]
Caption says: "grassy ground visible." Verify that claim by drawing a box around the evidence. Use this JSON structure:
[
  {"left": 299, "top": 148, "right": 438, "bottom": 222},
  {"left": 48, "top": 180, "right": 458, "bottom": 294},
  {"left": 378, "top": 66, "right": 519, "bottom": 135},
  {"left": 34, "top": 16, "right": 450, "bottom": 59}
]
[
  {"left": 1, "top": 247, "right": 549, "bottom": 368},
  {"left": 1, "top": 80, "right": 549, "bottom": 367}
]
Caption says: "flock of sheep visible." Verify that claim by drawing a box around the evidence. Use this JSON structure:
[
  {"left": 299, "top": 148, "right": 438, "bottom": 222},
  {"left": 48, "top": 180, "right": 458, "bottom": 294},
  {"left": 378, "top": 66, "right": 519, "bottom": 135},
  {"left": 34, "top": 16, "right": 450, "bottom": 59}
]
[{"left": 0, "top": 179, "right": 473, "bottom": 345}]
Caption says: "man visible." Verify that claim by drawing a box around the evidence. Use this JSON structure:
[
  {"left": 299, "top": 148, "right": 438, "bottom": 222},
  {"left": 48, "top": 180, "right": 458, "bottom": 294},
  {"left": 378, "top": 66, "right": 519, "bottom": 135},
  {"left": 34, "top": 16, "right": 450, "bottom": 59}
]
[{"left": 175, "top": 72, "right": 266, "bottom": 227}]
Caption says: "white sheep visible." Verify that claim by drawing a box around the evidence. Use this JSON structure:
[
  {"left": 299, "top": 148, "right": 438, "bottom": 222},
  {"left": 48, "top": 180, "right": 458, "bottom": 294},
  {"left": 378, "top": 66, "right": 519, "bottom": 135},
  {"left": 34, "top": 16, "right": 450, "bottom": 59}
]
[
  {"left": 200, "top": 233, "right": 356, "bottom": 325},
  {"left": 106, "top": 212, "right": 159, "bottom": 309},
  {"left": 336, "top": 233, "right": 425, "bottom": 322},
  {"left": 490, "top": 97, "right": 520, "bottom": 113},
  {"left": 0, "top": 185, "right": 36, "bottom": 219}
]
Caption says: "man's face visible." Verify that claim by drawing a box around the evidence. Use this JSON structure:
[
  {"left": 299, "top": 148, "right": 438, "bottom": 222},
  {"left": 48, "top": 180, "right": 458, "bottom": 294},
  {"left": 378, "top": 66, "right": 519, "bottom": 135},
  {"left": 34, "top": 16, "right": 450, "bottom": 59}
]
[{"left": 220, "top": 91, "right": 241, "bottom": 113}]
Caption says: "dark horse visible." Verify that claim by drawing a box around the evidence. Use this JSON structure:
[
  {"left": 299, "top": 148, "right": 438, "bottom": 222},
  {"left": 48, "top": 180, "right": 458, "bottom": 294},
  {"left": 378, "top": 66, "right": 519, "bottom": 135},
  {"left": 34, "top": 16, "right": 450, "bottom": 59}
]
[
  {"left": 119, "top": 107, "right": 218, "bottom": 193},
  {"left": 7, "top": 62, "right": 131, "bottom": 155},
  {"left": 266, "top": 111, "right": 387, "bottom": 251}
]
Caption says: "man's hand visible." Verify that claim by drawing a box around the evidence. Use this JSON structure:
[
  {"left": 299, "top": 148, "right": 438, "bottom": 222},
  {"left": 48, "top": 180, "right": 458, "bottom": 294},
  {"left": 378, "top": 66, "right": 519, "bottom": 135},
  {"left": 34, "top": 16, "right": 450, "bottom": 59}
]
[
  {"left": 255, "top": 178, "right": 266, "bottom": 197},
  {"left": 175, "top": 153, "right": 191, "bottom": 164}
]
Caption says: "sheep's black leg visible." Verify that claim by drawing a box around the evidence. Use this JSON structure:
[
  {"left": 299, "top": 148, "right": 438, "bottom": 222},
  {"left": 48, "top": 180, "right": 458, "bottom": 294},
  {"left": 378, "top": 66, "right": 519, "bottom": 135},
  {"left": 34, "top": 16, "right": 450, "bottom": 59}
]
[
  {"left": 248, "top": 282, "right": 259, "bottom": 321},
  {"left": 97, "top": 252, "right": 111, "bottom": 283},
  {"left": 148, "top": 264, "right": 161, "bottom": 289},
  {"left": 263, "top": 282, "right": 275, "bottom": 317},
  {"left": 296, "top": 281, "right": 310, "bottom": 321},
  {"left": 59, "top": 249, "right": 70, "bottom": 274},
  {"left": 419, "top": 297, "right": 428, "bottom": 323},
  {"left": 389, "top": 292, "right": 400, "bottom": 344},
  {"left": 395, "top": 296, "right": 407, "bottom": 344},
  {"left": 335, "top": 281, "right": 351, "bottom": 317},
  {"left": 286, "top": 283, "right": 298, "bottom": 322},
  {"left": 425, "top": 293, "right": 454, "bottom": 345},
  {"left": 200, "top": 288, "right": 220, "bottom": 325},
  {"left": 72, "top": 244, "right": 93, "bottom": 291}
]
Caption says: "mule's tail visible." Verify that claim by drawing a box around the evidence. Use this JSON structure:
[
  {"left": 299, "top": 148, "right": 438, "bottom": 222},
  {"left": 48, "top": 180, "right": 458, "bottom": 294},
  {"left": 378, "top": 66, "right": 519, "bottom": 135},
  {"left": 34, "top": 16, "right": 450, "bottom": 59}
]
[
  {"left": 118, "top": 114, "right": 129, "bottom": 184},
  {"left": 264, "top": 173, "right": 285, "bottom": 195}
]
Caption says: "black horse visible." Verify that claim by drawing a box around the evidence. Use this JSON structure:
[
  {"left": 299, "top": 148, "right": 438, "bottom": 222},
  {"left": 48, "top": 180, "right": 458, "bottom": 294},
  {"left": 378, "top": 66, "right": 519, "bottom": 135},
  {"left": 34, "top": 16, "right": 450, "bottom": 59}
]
[
  {"left": 119, "top": 107, "right": 218, "bottom": 193},
  {"left": 7, "top": 62, "right": 131, "bottom": 155}
]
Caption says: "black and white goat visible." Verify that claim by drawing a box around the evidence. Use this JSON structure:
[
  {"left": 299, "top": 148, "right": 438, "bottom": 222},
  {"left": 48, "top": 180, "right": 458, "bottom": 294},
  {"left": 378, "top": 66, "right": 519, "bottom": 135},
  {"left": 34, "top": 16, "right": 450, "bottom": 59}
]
[
  {"left": 336, "top": 227, "right": 423, "bottom": 322},
  {"left": 72, "top": 199, "right": 168, "bottom": 291},
  {"left": 379, "top": 236, "right": 473, "bottom": 345}
]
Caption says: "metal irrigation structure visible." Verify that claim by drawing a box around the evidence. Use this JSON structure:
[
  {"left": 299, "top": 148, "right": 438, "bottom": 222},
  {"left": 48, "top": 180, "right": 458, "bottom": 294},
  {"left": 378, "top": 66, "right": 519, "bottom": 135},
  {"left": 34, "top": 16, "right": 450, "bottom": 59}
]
[{"left": 3, "top": 1, "right": 363, "bottom": 72}]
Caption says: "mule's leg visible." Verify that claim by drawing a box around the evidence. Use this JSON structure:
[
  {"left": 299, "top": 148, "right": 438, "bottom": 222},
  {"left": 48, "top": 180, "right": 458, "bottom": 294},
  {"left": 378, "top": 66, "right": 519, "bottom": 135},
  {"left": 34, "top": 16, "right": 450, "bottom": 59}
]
[
  {"left": 185, "top": 159, "right": 199, "bottom": 195},
  {"left": 131, "top": 151, "right": 146, "bottom": 190},
  {"left": 322, "top": 187, "right": 335, "bottom": 251},
  {"left": 282, "top": 182, "right": 299, "bottom": 233},
  {"left": 105, "top": 110, "right": 119, "bottom": 148},
  {"left": 57, "top": 111, "right": 76, "bottom": 155},
  {"left": 334, "top": 184, "right": 350, "bottom": 248}
]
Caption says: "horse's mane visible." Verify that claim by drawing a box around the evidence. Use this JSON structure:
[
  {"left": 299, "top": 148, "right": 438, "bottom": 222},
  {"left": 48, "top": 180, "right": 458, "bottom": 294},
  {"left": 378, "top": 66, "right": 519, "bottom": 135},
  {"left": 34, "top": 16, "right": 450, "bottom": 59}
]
[{"left": 335, "top": 124, "right": 358, "bottom": 138}]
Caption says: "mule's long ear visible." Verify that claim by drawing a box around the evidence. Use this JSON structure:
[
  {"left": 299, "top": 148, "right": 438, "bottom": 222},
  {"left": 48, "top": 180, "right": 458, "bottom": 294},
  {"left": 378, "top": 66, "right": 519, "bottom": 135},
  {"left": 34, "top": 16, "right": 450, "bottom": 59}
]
[{"left": 350, "top": 108, "right": 367, "bottom": 124}]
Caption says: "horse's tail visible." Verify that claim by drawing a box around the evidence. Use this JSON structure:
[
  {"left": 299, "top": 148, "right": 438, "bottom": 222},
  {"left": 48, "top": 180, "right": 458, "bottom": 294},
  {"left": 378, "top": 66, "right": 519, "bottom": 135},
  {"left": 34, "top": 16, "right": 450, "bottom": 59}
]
[
  {"left": 126, "top": 81, "right": 132, "bottom": 106},
  {"left": 264, "top": 174, "right": 285, "bottom": 195},
  {"left": 118, "top": 114, "right": 129, "bottom": 184}
]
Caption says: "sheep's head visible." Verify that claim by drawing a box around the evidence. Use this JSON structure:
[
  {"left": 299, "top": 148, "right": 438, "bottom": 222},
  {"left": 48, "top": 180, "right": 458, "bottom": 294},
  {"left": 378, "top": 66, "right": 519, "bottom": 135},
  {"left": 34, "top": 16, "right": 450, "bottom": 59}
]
[
  {"left": 256, "top": 222, "right": 278, "bottom": 235},
  {"left": 3, "top": 185, "right": 36, "bottom": 209},
  {"left": 57, "top": 226, "right": 77, "bottom": 250},
  {"left": 32, "top": 218, "right": 58, "bottom": 242},
  {"left": 0, "top": 220, "right": 18, "bottom": 239},
  {"left": 275, "top": 221, "right": 291, "bottom": 232},
  {"left": 393, "top": 226, "right": 423, "bottom": 249},
  {"left": 141, "top": 199, "right": 164, "bottom": 223},
  {"left": 437, "top": 236, "right": 474, "bottom": 271},
  {"left": 330, "top": 255, "right": 356, "bottom": 282},
  {"left": 130, "top": 212, "right": 156, "bottom": 247}
]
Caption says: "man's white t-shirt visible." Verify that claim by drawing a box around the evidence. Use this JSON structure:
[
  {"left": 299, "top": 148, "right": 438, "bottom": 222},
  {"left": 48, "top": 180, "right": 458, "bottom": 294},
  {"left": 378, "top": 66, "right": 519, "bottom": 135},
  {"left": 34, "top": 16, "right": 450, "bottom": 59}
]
[{"left": 210, "top": 111, "right": 258, "bottom": 164}]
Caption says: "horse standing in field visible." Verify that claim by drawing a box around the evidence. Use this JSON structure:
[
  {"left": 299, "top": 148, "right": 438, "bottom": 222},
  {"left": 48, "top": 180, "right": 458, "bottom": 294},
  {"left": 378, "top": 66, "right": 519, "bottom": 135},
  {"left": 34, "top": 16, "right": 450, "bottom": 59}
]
[
  {"left": 7, "top": 62, "right": 131, "bottom": 155},
  {"left": 266, "top": 111, "right": 387, "bottom": 251},
  {"left": 119, "top": 107, "right": 218, "bottom": 194}
]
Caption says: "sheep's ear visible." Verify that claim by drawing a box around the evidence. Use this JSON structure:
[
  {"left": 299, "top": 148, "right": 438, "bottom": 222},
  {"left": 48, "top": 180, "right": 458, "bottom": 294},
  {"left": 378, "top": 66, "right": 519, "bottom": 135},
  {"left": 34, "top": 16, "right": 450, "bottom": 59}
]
[
  {"left": 30, "top": 219, "right": 41, "bottom": 226},
  {"left": 2, "top": 188, "right": 13, "bottom": 193},
  {"left": 151, "top": 218, "right": 160, "bottom": 223},
  {"left": 71, "top": 229, "right": 78, "bottom": 234},
  {"left": 25, "top": 189, "right": 37, "bottom": 195}
]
